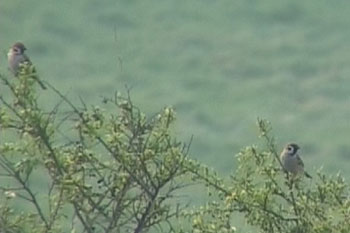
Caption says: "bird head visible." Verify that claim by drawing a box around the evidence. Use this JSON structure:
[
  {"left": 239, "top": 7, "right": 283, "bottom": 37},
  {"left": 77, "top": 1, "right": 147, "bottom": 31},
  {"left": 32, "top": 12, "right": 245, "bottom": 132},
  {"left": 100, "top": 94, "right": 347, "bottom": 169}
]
[
  {"left": 284, "top": 143, "right": 300, "bottom": 156},
  {"left": 10, "top": 42, "right": 27, "bottom": 55}
]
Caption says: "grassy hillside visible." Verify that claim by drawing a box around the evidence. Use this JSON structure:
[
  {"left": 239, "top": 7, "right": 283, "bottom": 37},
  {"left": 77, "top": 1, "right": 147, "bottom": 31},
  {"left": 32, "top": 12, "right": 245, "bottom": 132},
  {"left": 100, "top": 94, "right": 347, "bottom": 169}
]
[{"left": 1, "top": 0, "right": 350, "bottom": 178}]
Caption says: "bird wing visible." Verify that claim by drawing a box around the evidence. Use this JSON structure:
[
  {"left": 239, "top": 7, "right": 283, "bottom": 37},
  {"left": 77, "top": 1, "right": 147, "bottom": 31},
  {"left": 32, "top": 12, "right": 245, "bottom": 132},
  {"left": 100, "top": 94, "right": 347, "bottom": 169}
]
[
  {"left": 297, "top": 154, "right": 312, "bottom": 178},
  {"left": 296, "top": 154, "right": 304, "bottom": 168},
  {"left": 22, "top": 53, "right": 32, "bottom": 64}
]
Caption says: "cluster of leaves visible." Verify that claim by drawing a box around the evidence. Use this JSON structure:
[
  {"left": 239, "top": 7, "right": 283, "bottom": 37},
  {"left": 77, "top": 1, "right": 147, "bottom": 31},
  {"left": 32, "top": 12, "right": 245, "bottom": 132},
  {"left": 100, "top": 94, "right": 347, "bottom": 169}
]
[
  {"left": 183, "top": 119, "right": 350, "bottom": 233},
  {"left": 0, "top": 65, "right": 350, "bottom": 233},
  {"left": 0, "top": 66, "right": 195, "bottom": 233}
]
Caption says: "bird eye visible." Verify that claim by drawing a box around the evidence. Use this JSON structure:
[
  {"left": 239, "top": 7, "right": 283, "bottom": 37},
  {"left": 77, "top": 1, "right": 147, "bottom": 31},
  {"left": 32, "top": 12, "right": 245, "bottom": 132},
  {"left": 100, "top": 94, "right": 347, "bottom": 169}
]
[{"left": 287, "top": 146, "right": 293, "bottom": 152}]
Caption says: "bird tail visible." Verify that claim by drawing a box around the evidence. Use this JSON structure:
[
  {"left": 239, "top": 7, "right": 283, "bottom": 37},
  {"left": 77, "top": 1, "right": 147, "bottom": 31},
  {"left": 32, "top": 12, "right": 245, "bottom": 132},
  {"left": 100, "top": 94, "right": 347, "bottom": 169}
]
[{"left": 304, "top": 171, "right": 312, "bottom": 179}]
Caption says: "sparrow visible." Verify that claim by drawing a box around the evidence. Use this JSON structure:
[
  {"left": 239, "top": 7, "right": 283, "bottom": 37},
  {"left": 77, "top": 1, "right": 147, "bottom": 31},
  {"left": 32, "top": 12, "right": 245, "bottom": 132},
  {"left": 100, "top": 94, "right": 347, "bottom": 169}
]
[
  {"left": 280, "top": 143, "right": 312, "bottom": 179},
  {"left": 7, "top": 42, "right": 46, "bottom": 89}
]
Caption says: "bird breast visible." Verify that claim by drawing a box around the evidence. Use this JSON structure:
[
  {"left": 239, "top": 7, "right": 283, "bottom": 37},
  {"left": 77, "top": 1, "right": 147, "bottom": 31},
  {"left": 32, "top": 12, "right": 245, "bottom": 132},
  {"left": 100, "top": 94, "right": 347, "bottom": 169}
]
[
  {"left": 282, "top": 154, "right": 302, "bottom": 174},
  {"left": 8, "top": 53, "right": 27, "bottom": 75}
]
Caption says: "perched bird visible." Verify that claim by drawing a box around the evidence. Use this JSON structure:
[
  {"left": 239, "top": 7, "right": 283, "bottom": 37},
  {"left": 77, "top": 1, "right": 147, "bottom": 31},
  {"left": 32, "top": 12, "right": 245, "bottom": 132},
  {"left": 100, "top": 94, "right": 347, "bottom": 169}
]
[
  {"left": 7, "top": 42, "right": 46, "bottom": 89},
  {"left": 280, "top": 143, "right": 312, "bottom": 179}
]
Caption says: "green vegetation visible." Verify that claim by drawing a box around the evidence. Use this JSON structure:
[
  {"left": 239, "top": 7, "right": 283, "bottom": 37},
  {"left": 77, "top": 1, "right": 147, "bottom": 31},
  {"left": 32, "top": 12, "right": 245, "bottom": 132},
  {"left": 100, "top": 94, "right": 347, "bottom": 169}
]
[
  {"left": 1, "top": 0, "right": 350, "bottom": 231},
  {"left": 0, "top": 65, "right": 197, "bottom": 232},
  {"left": 0, "top": 67, "right": 349, "bottom": 233}
]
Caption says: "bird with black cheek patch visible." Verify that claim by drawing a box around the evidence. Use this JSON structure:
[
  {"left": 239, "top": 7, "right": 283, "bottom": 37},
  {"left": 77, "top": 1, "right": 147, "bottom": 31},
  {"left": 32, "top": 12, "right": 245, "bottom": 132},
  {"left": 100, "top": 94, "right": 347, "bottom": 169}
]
[
  {"left": 7, "top": 42, "right": 46, "bottom": 90},
  {"left": 280, "top": 143, "right": 312, "bottom": 179}
]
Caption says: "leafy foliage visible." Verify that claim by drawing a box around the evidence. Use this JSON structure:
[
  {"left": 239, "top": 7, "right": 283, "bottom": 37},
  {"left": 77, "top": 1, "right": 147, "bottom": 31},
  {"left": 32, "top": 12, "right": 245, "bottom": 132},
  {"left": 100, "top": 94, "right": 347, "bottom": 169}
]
[
  {"left": 184, "top": 119, "right": 350, "bottom": 233},
  {"left": 0, "top": 66, "right": 350, "bottom": 233},
  {"left": 0, "top": 66, "right": 194, "bottom": 233}
]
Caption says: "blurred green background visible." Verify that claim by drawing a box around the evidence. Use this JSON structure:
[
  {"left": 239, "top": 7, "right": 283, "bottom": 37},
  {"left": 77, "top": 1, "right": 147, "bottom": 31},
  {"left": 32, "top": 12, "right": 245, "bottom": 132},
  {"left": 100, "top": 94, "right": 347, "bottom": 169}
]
[{"left": 1, "top": 0, "right": 350, "bottom": 180}]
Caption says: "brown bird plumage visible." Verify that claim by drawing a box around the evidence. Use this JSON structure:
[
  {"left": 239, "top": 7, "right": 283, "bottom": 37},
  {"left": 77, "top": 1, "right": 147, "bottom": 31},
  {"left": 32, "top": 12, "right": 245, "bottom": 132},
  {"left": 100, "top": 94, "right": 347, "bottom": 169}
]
[
  {"left": 280, "top": 143, "right": 312, "bottom": 179},
  {"left": 7, "top": 42, "right": 46, "bottom": 90}
]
